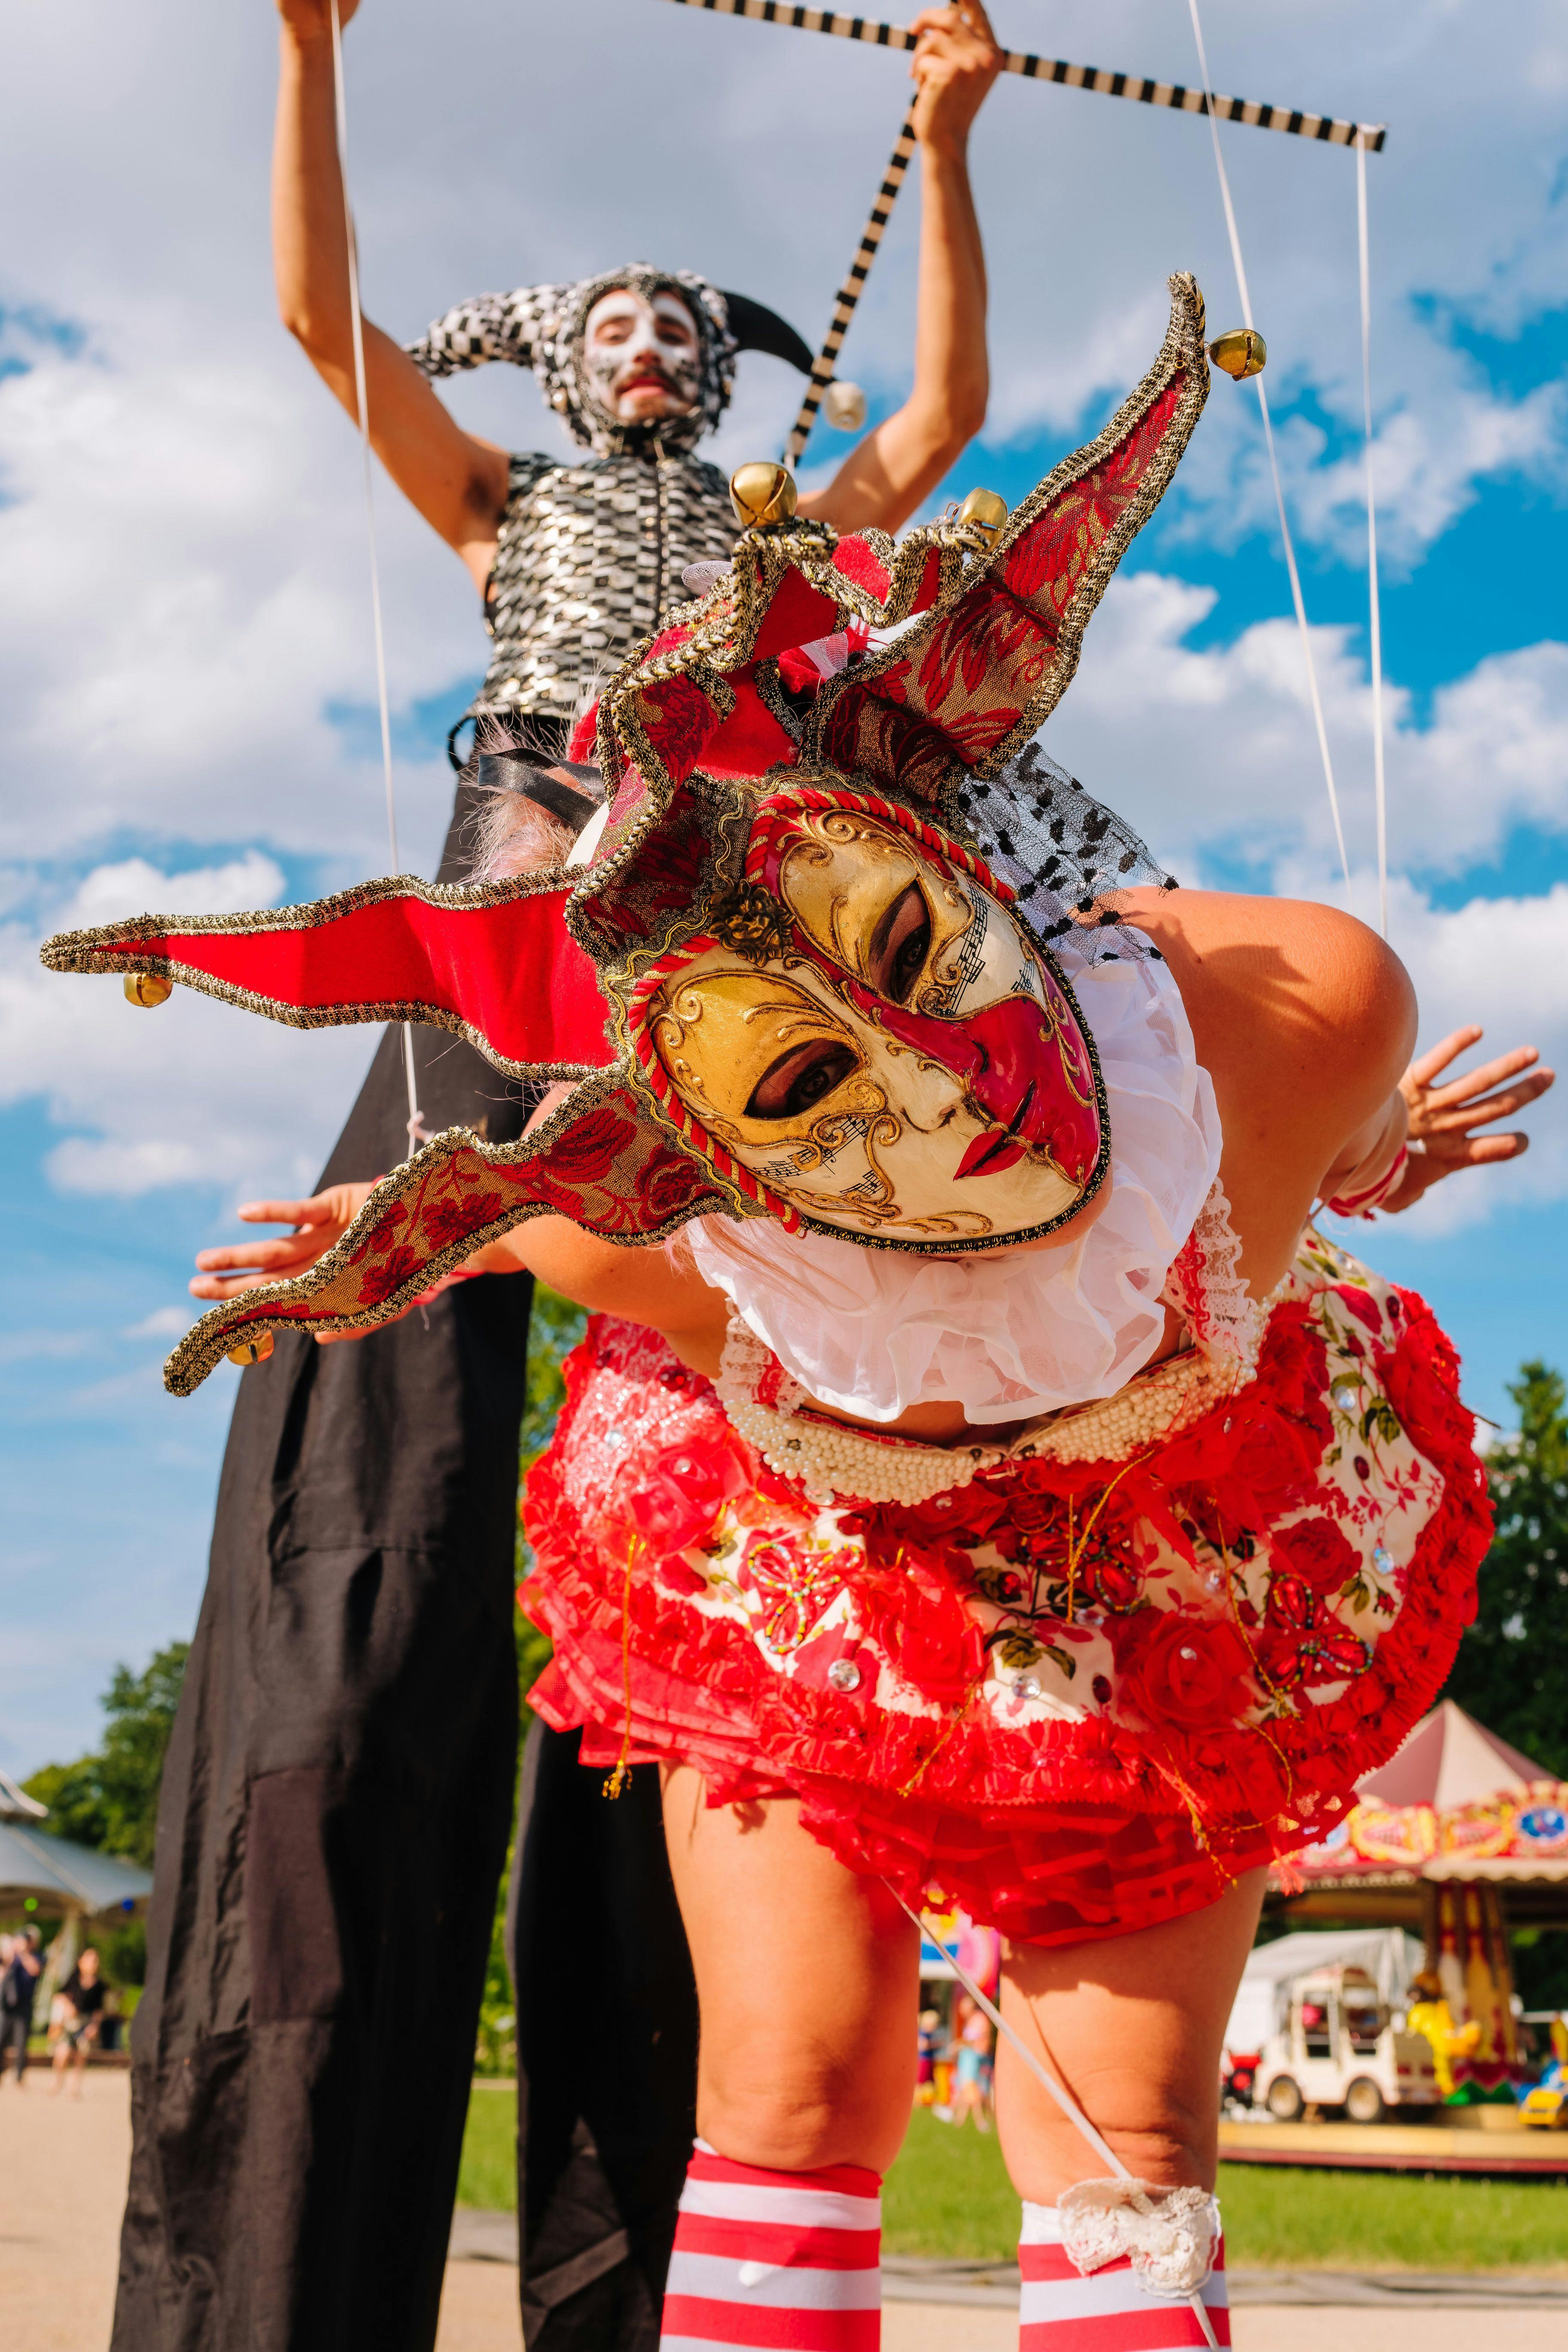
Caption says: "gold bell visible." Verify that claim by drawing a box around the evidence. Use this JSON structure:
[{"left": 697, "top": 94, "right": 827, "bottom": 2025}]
[
  {"left": 226, "top": 1332, "right": 275, "bottom": 1369},
  {"left": 958, "top": 487, "right": 1009, "bottom": 537},
  {"left": 729, "top": 462, "right": 798, "bottom": 529},
  {"left": 1207, "top": 329, "right": 1267, "bottom": 380},
  {"left": 124, "top": 972, "right": 173, "bottom": 1009}
]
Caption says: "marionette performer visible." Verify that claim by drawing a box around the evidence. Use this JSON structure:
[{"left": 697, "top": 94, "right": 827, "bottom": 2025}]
[
  {"left": 60, "top": 277, "right": 1552, "bottom": 2352},
  {"left": 274, "top": 0, "right": 1004, "bottom": 763}
]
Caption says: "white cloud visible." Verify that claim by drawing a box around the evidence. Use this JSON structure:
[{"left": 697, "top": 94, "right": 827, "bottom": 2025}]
[
  {"left": 0, "top": 319, "right": 464, "bottom": 874},
  {"left": 122, "top": 1306, "right": 194, "bottom": 1342},
  {"left": 1044, "top": 573, "right": 1568, "bottom": 890},
  {"left": 61, "top": 851, "right": 285, "bottom": 929},
  {"left": 2, "top": 857, "right": 372, "bottom": 1200}
]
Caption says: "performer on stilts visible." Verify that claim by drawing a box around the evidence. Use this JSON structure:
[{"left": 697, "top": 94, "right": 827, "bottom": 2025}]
[
  {"left": 110, "top": 5, "right": 1001, "bottom": 2347},
  {"left": 62, "top": 269, "right": 1553, "bottom": 2352}
]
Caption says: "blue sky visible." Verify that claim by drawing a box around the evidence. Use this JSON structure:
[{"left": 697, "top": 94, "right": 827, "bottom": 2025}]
[{"left": 3, "top": 0, "right": 1565, "bottom": 1772}]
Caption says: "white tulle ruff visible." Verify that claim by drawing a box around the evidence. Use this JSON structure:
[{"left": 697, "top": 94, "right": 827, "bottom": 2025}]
[{"left": 685, "top": 943, "right": 1222, "bottom": 1427}]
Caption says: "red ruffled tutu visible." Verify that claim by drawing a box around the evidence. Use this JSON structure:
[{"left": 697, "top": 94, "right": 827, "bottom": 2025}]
[{"left": 521, "top": 1233, "right": 1489, "bottom": 1946}]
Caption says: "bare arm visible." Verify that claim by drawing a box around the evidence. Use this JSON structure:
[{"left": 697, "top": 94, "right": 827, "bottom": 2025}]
[
  {"left": 1120, "top": 888, "right": 1419, "bottom": 1294},
  {"left": 273, "top": 0, "right": 508, "bottom": 590},
  {"left": 798, "top": 5, "right": 999, "bottom": 535}
]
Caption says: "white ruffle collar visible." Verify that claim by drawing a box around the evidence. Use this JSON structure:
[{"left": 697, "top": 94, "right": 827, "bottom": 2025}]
[{"left": 685, "top": 941, "right": 1223, "bottom": 1427}]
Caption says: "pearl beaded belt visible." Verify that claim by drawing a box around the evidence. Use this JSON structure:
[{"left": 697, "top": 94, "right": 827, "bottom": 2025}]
[{"left": 714, "top": 1323, "right": 1242, "bottom": 1507}]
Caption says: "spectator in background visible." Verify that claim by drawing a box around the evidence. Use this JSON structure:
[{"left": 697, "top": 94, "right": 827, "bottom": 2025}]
[
  {"left": 949, "top": 1993, "right": 994, "bottom": 2133},
  {"left": 916, "top": 2006, "right": 943, "bottom": 2106},
  {"left": 0, "top": 1926, "right": 43, "bottom": 2086},
  {"left": 52, "top": 1947, "right": 106, "bottom": 2098}
]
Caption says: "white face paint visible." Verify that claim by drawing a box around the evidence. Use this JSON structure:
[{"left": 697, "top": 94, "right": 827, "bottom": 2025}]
[{"left": 582, "top": 289, "right": 702, "bottom": 423}]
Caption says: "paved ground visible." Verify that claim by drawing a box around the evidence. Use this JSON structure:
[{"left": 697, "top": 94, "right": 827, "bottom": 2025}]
[
  {"left": 1, "top": 2070, "right": 1560, "bottom": 2352},
  {"left": 0, "top": 2066, "right": 521, "bottom": 2352}
]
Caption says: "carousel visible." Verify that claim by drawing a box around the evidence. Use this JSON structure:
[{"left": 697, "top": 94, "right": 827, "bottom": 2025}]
[{"left": 1219, "top": 1701, "right": 1568, "bottom": 2174}]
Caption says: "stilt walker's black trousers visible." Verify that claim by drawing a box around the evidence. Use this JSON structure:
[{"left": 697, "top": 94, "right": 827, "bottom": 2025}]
[{"left": 111, "top": 785, "right": 697, "bottom": 2352}]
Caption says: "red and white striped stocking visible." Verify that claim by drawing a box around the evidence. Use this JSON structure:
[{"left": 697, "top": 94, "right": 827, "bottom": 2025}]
[
  {"left": 1018, "top": 2197, "right": 1230, "bottom": 2349},
  {"left": 660, "top": 2142, "right": 882, "bottom": 2352}
]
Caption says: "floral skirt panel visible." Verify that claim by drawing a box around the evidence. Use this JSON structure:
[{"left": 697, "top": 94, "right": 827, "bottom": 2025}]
[{"left": 521, "top": 1235, "right": 1490, "bottom": 1946}]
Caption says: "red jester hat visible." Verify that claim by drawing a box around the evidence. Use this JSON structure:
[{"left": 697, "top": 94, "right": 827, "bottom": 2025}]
[{"left": 43, "top": 275, "right": 1214, "bottom": 1395}]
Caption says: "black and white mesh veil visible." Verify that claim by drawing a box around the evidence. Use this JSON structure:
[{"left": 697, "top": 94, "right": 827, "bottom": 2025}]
[{"left": 952, "top": 741, "right": 1175, "bottom": 968}]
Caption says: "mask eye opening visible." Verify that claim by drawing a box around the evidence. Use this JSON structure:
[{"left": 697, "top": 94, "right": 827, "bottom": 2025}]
[
  {"left": 868, "top": 881, "right": 932, "bottom": 1005},
  {"left": 744, "top": 1038, "right": 860, "bottom": 1122}
]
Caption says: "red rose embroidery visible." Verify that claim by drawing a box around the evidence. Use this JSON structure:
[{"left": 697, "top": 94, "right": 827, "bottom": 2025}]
[
  {"left": 1377, "top": 1299, "right": 1476, "bottom": 1469},
  {"left": 542, "top": 1104, "right": 636, "bottom": 1188},
  {"left": 1112, "top": 1608, "right": 1257, "bottom": 1731},
  {"left": 633, "top": 1139, "right": 713, "bottom": 1223},
  {"left": 861, "top": 1558, "right": 984, "bottom": 1707},
  {"left": 1269, "top": 1515, "right": 1359, "bottom": 1600}
]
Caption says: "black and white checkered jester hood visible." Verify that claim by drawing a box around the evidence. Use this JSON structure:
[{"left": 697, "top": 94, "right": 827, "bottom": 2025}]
[{"left": 406, "top": 265, "right": 812, "bottom": 459}]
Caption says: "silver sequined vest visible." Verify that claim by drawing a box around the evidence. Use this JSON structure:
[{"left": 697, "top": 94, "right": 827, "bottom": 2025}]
[{"left": 474, "top": 447, "right": 737, "bottom": 723}]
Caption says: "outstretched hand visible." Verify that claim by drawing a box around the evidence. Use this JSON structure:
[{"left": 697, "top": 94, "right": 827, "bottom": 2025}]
[
  {"left": 190, "top": 1181, "right": 524, "bottom": 1347},
  {"left": 1384, "top": 1026, "right": 1555, "bottom": 1211},
  {"left": 190, "top": 1185, "right": 378, "bottom": 1304}
]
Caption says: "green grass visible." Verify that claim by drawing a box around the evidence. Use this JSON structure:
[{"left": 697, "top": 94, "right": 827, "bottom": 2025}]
[
  {"left": 885, "top": 2112, "right": 1568, "bottom": 2271},
  {"left": 456, "top": 2090, "right": 1568, "bottom": 2271},
  {"left": 883, "top": 2110, "right": 1019, "bottom": 2258},
  {"left": 457, "top": 2082, "right": 518, "bottom": 2213}
]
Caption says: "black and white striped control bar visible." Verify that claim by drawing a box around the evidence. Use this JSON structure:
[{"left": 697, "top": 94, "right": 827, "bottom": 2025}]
[
  {"left": 784, "top": 108, "right": 917, "bottom": 466},
  {"left": 656, "top": 0, "right": 1387, "bottom": 150}
]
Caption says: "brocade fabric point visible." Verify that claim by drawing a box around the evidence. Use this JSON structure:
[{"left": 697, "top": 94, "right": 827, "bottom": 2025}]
[{"left": 520, "top": 1229, "right": 1491, "bottom": 1945}]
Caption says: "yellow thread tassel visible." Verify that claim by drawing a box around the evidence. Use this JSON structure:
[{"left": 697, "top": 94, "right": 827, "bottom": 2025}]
[{"left": 602, "top": 1537, "right": 639, "bottom": 1799}]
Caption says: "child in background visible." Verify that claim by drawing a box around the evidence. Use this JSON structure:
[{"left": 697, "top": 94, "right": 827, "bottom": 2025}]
[
  {"left": 949, "top": 1993, "right": 994, "bottom": 2133},
  {"left": 916, "top": 2007, "right": 943, "bottom": 2106}
]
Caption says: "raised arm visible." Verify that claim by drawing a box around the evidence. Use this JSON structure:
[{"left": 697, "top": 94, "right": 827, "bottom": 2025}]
[
  {"left": 799, "top": 4, "right": 1000, "bottom": 536},
  {"left": 274, "top": 0, "right": 508, "bottom": 591}
]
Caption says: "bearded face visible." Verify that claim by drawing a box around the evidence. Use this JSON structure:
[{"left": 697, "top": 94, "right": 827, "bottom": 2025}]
[
  {"left": 581, "top": 288, "right": 703, "bottom": 424},
  {"left": 634, "top": 793, "right": 1107, "bottom": 1250}
]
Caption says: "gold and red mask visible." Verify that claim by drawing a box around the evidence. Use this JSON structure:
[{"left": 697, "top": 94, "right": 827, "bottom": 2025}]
[
  {"left": 635, "top": 787, "right": 1104, "bottom": 1248},
  {"left": 42, "top": 276, "right": 1212, "bottom": 1391}
]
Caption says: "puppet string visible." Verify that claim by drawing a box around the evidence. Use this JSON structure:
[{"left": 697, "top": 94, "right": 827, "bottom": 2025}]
[
  {"left": 1357, "top": 130, "right": 1389, "bottom": 940},
  {"left": 1186, "top": 0, "right": 1352, "bottom": 903},
  {"left": 328, "top": 0, "right": 426, "bottom": 1147},
  {"left": 887, "top": 1887, "right": 1219, "bottom": 2348}
]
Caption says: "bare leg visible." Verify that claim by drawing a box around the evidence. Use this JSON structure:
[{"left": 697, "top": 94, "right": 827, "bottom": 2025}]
[
  {"left": 661, "top": 1768, "right": 917, "bottom": 2172},
  {"left": 997, "top": 1868, "right": 1267, "bottom": 2202}
]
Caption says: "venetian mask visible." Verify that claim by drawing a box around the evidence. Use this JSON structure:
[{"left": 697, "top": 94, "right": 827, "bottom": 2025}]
[
  {"left": 633, "top": 790, "right": 1107, "bottom": 1250},
  {"left": 582, "top": 289, "right": 702, "bottom": 423}
]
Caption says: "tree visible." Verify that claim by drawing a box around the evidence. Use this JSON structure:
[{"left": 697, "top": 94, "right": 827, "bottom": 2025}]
[
  {"left": 22, "top": 1640, "right": 190, "bottom": 1869},
  {"left": 1443, "top": 1361, "right": 1568, "bottom": 1779}
]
